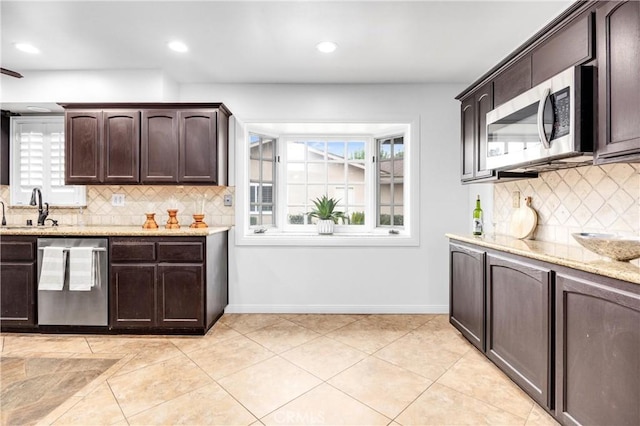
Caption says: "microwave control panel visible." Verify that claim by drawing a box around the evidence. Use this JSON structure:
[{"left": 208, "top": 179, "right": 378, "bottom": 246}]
[{"left": 551, "top": 87, "right": 570, "bottom": 140}]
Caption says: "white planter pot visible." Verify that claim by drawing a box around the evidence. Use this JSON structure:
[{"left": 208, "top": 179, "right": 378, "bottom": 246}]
[{"left": 317, "top": 219, "right": 335, "bottom": 235}]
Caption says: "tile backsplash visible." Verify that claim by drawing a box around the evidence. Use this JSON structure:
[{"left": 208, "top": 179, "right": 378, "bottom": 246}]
[
  {"left": 0, "top": 185, "right": 235, "bottom": 227},
  {"left": 493, "top": 163, "right": 639, "bottom": 246}
]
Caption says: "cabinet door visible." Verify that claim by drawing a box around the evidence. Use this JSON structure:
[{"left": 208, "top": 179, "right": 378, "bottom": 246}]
[
  {"left": 449, "top": 243, "right": 485, "bottom": 351},
  {"left": 0, "top": 262, "right": 36, "bottom": 327},
  {"left": 555, "top": 273, "right": 640, "bottom": 426},
  {"left": 493, "top": 56, "right": 532, "bottom": 108},
  {"left": 474, "top": 83, "right": 493, "bottom": 179},
  {"left": 158, "top": 264, "right": 204, "bottom": 327},
  {"left": 460, "top": 98, "right": 475, "bottom": 181},
  {"left": 141, "top": 110, "right": 179, "bottom": 183},
  {"left": 179, "top": 110, "right": 218, "bottom": 183},
  {"left": 110, "top": 264, "right": 156, "bottom": 328},
  {"left": 486, "top": 254, "right": 552, "bottom": 409},
  {"left": 531, "top": 11, "right": 594, "bottom": 86},
  {"left": 103, "top": 110, "right": 140, "bottom": 183},
  {"left": 595, "top": 0, "right": 640, "bottom": 163},
  {"left": 65, "top": 111, "right": 102, "bottom": 184}
]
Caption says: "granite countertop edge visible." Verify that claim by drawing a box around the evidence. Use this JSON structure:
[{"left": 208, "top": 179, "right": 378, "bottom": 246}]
[
  {"left": 446, "top": 233, "right": 640, "bottom": 285},
  {"left": 0, "top": 225, "right": 231, "bottom": 237}
]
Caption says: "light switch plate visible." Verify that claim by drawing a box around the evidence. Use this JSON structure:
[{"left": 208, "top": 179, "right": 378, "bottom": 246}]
[
  {"left": 223, "top": 194, "right": 233, "bottom": 206},
  {"left": 111, "top": 194, "right": 125, "bottom": 207},
  {"left": 512, "top": 191, "right": 520, "bottom": 208}
]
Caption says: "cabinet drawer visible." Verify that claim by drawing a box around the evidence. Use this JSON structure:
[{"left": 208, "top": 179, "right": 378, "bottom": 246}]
[
  {"left": 111, "top": 241, "right": 156, "bottom": 262},
  {"left": 157, "top": 242, "right": 204, "bottom": 262},
  {"left": 0, "top": 240, "right": 36, "bottom": 262}
]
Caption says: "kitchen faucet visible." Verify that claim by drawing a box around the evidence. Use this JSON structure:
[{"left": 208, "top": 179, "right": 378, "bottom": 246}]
[
  {"left": 30, "top": 188, "right": 49, "bottom": 226},
  {"left": 0, "top": 201, "right": 6, "bottom": 226}
]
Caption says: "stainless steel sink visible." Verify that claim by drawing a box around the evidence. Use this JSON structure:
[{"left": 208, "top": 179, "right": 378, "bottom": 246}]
[{"left": 572, "top": 233, "right": 640, "bottom": 262}]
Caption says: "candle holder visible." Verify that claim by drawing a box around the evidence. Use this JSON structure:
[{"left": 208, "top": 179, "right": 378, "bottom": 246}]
[
  {"left": 190, "top": 214, "right": 208, "bottom": 228},
  {"left": 142, "top": 213, "right": 159, "bottom": 229},
  {"left": 166, "top": 209, "right": 180, "bottom": 229}
]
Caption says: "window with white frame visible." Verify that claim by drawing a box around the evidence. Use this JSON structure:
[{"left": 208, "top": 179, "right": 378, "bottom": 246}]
[
  {"left": 10, "top": 116, "right": 86, "bottom": 207},
  {"left": 284, "top": 138, "right": 368, "bottom": 229},
  {"left": 377, "top": 136, "right": 404, "bottom": 227},
  {"left": 249, "top": 133, "right": 276, "bottom": 226},
  {"left": 245, "top": 124, "right": 412, "bottom": 240}
]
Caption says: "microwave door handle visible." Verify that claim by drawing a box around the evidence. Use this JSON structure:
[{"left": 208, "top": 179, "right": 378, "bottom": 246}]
[{"left": 537, "top": 88, "right": 551, "bottom": 149}]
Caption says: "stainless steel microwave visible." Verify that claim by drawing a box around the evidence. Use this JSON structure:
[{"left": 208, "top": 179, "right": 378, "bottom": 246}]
[{"left": 486, "top": 66, "right": 593, "bottom": 171}]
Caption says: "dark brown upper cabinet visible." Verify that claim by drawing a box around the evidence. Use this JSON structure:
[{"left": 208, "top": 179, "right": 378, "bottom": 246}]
[
  {"left": 141, "top": 110, "right": 179, "bottom": 183},
  {"left": 531, "top": 11, "right": 594, "bottom": 86},
  {"left": 595, "top": 0, "right": 640, "bottom": 164},
  {"left": 179, "top": 110, "right": 218, "bottom": 183},
  {"left": 62, "top": 103, "right": 231, "bottom": 186},
  {"left": 65, "top": 111, "right": 102, "bottom": 184},
  {"left": 460, "top": 98, "right": 475, "bottom": 181},
  {"left": 104, "top": 111, "right": 140, "bottom": 183},
  {"left": 65, "top": 109, "right": 140, "bottom": 184},
  {"left": 460, "top": 83, "right": 494, "bottom": 181},
  {"left": 493, "top": 56, "right": 532, "bottom": 108}
]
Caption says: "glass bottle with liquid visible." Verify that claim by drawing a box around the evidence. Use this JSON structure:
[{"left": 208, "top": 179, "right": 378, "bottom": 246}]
[{"left": 473, "top": 195, "right": 483, "bottom": 236}]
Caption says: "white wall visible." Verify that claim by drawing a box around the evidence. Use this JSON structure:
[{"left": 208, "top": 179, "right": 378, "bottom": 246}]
[
  {"left": 1, "top": 70, "right": 179, "bottom": 104},
  {"left": 180, "top": 83, "right": 469, "bottom": 313},
  {"left": 2, "top": 72, "right": 471, "bottom": 313}
]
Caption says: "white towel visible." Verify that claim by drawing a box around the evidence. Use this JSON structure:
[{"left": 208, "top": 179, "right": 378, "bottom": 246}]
[
  {"left": 69, "top": 247, "right": 95, "bottom": 291},
  {"left": 38, "top": 247, "right": 66, "bottom": 291}
]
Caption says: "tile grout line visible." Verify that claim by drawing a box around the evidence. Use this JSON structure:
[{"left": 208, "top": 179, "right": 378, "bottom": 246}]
[
  {"left": 322, "top": 380, "right": 394, "bottom": 423},
  {"left": 438, "top": 347, "right": 541, "bottom": 420},
  {"left": 433, "top": 380, "right": 531, "bottom": 424},
  {"left": 106, "top": 379, "right": 130, "bottom": 425}
]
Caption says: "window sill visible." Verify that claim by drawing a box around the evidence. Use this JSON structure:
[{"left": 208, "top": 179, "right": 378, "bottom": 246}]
[{"left": 236, "top": 231, "right": 418, "bottom": 247}]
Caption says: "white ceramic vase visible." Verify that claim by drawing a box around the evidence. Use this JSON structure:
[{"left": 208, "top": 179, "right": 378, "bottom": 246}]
[{"left": 317, "top": 219, "right": 334, "bottom": 235}]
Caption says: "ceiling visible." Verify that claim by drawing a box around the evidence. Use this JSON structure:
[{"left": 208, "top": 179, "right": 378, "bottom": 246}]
[{"left": 1, "top": 0, "right": 573, "bottom": 85}]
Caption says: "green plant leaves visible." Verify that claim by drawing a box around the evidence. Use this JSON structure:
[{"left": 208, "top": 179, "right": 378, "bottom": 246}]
[{"left": 308, "top": 195, "right": 345, "bottom": 223}]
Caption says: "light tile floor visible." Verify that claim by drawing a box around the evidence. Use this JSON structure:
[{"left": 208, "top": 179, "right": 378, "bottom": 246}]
[{"left": 0, "top": 314, "right": 560, "bottom": 425}]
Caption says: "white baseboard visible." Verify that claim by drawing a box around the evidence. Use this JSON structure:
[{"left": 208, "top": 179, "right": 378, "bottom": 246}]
[{"left": 224, "top": 304, "right": 449, "bottom": 314}]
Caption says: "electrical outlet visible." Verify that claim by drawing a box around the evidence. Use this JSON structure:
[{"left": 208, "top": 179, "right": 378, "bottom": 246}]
[
  {"left": 223, "top": 194, "right": 233, "bottom": 207},
  {"left": 512, "top": 191, "right": 520, "bottom": 208},
  {"left": 111, "top": 194, "right": 125, "bottom": 207}
]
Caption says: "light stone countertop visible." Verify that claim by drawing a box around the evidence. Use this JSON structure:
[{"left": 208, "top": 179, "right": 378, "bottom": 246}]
[
  {"left": 446, "top": 233, "right": 640, "bottom": 285},
  {"left": 0, "top": 225, "right": 230, "bottom": 237}
]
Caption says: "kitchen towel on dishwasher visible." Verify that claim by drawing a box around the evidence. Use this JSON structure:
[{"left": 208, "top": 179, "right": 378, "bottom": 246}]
[
  {"left": 68, "top": 247, "right": 95, "bottom": 291},
  {"left": 38, "top": 247, "right": 67, "bottom": 291}
]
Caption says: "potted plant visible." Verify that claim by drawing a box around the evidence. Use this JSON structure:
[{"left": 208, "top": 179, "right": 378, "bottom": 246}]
[{"left": 308, "top": 195, "right": 345, "bottom": 235}]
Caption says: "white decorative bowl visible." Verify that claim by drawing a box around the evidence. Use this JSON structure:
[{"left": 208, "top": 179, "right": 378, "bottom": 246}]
[{"left": 572, "top": 233, "right": 640, "bottom": 262}]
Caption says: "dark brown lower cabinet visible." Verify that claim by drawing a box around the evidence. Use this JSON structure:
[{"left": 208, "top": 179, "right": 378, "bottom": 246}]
[
  {"left": 555, "top": 272, "right": 640, "bottom": 426},
  {"left": 486, "top": 254, "right": 552, "bottom": 410},
  {"left": 449, "top": 243, "right": 485, "bottom": 351},
  {"left": 449, "top": 238, "right": 640, "bottom": 425},
  {"left": 158, "top": 264, "right": 203, "bottom": 326},
  {"left": 111, "top": 264, "right": 156, "bottom": 327},
  {"left": 0, "top": 236, "right": 37, "bottom": 329},
  {"left": 109, "top": 235, "right": 226, "bottom": 333}
]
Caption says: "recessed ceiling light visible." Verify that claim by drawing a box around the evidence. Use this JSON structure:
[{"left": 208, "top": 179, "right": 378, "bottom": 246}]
[
  {"left": 27, "top": 106, "right": 52, "bottom": 113},
  {"left": 168, "top": 41, "right": 189, "bottom": 53},
  {"left": 316, "top": 41, "right": 338, "bottom": 53},
  {"left": 15, "top": 43, "right": 40, "bottom": 54}
]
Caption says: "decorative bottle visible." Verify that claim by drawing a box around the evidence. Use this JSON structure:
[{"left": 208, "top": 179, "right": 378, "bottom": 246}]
[{"left": 473, "top": 195, "right": 483, "bottom": 236}]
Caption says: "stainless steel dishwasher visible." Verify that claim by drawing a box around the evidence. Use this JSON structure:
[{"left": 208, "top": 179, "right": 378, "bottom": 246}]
[{"left": 37, "top": 238, "right": 108, "bottom": 326}]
